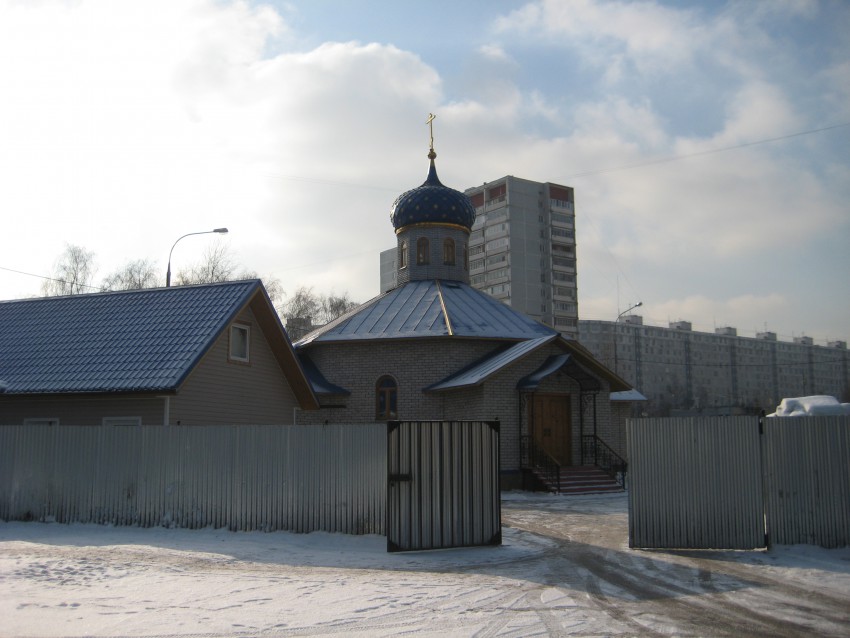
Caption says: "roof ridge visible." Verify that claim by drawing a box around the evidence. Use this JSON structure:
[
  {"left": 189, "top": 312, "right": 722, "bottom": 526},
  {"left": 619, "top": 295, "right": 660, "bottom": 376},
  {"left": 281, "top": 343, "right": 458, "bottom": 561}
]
[
  {"left": 0, "top": 278, "right": 261, "bottom": 305},
  {"left": 434, "top": 280, "right": 454, "bottom": 336}
]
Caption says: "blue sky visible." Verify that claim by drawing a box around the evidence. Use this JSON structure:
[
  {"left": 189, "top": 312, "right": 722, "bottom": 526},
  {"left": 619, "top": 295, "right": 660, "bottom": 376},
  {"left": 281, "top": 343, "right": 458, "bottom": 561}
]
[{"left": 1, "top": 0, "right": 848, "bottom": 343}]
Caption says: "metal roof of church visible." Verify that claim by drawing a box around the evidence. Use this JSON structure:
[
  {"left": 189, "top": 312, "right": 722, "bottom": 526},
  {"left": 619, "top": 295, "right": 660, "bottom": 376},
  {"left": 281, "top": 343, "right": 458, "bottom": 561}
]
[
  {"left": 425, "top": 335, "right": 557, "bottom": 391},
  {"left": 0, "top": 280, "right": 262, "bottom": 394},
  {"left": 296, "top": 279, "right": 559, "bottom": 345}
]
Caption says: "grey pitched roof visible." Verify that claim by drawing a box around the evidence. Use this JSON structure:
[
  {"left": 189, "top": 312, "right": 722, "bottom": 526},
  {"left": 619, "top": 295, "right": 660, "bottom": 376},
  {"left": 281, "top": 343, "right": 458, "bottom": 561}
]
[
  {"left": 0, "top": 280, "right": 262, "bottom": 395},
  {"left": 425, "top": 336, "right": 557, "bottom": 392},
  {"left": 296, "top": 279, "right": 558, "bottom": 346},
  {"left": 298, "top": 354, "right": 350, "bottom": 395}
]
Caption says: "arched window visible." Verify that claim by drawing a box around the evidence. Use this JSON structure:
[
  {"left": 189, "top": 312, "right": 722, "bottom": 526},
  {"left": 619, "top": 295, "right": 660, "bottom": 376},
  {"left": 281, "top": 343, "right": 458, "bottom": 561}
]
[
  {"left": 399, "top": 240, "right": 407, "bottom": 269},
  {"left": 376, "top": 376, "right": 398, "bottom": 420},
  {"left": 443, "top": 238, "right": 455, "bottom": 265},
  {"left": 463, "top": 245, "right": 469, "bottom": 271},
  {"left": 416, "top": 237, "right": 430, "bottom": 265}
]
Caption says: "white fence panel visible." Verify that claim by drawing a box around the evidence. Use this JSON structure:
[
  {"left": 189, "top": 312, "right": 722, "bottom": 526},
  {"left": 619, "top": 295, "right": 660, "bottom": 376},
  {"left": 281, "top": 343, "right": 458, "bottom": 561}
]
[
  {"left": 0, "top": 424, "right": 386, "bottom": 535},
  {"left": 627, "top": 417, "right": 765, "bottom": 549},
  {"left": 763, "top": 416, "right": 850, "bottom": 548}
]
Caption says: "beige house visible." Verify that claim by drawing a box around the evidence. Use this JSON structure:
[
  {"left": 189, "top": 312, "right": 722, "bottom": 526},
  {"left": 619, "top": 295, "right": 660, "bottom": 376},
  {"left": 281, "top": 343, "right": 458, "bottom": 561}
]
[{"left": 0, "top": 280, "right": 317, "bottom": 426}]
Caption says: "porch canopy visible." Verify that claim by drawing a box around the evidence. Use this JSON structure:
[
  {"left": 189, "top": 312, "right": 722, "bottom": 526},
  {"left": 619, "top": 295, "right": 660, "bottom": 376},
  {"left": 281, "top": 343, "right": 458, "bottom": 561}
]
[{"left": 517, "top": 354, "right": 602, "bottom": 392}]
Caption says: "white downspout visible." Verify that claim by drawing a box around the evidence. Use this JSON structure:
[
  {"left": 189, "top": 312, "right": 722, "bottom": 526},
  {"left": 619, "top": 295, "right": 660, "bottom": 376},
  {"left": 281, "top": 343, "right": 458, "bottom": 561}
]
[{"left": 161, "top": 396, "right": 171, "bottom": 426}]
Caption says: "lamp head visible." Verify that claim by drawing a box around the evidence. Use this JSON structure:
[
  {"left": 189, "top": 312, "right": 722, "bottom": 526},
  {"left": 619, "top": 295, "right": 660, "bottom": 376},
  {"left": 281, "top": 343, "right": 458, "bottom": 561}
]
[{"left": 213, "top": 227, "right": 228, "bottom": 234}]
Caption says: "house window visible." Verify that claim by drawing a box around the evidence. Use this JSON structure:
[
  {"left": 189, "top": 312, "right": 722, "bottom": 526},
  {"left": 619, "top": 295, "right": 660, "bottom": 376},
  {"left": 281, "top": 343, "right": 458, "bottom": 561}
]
[
  {"left": 443, "top": 238, "right": 455, "bottom": 265},
  {"left": 103, "top": 416, "right": 142, "bottom": 426},
  {"left": 416, "top": 237, "right": 430, "bottom": 265},
  {"left": 399, "top": 240, "right": 407, "bottom": 269},
  {"left": 23, "top": 417, "right": 59, "bottom": 426},
  {"left": 229, "top": 323, "right": 250, "bottom": 362},
  {"left": 376, "top": 375, "right": 398, "bottom": 420}
]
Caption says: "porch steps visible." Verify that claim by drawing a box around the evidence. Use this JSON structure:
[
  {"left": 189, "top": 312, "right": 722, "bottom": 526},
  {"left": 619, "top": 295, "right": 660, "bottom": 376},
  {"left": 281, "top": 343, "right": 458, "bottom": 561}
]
[{"left": 536, "top": 465, "right": 624, "bottom": 495}]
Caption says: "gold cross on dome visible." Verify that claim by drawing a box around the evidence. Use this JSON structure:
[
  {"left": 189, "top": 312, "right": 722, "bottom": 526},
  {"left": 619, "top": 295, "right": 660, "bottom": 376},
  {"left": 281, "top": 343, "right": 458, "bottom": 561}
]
[{"left": 426, "top": 113, "right": 436, "bottom": 152}]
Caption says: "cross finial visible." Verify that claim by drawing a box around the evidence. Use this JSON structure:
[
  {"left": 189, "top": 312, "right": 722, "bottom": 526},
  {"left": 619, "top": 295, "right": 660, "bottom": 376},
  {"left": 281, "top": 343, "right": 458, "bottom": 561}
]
[{"left": 426, "top": 113, "right": 436, "bottom": 159}]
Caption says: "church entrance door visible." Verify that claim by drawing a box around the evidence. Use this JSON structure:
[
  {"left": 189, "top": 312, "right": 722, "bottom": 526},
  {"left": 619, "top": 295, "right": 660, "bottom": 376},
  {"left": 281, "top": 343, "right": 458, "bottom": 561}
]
[{"left": 531, "top": 394, "right": 572, "bottom": 466}]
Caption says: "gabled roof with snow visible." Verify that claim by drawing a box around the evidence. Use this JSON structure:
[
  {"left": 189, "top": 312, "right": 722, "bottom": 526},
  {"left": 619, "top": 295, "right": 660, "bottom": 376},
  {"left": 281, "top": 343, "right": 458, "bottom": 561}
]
[
  {"left": 296, "top": 279, "right": 558, "bottom": 345},
  {"left": 0, "top": 280, "right": 317, "bottom": 406}
]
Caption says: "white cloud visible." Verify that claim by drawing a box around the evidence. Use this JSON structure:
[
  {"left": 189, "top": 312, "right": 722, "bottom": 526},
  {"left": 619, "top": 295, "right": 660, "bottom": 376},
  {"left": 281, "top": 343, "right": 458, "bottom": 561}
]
[
  {"left": 0, "top": 1, "right": 448, "bottom": 303},
  {"left": 0, "top": 0, "right": 845, "bottom": 344},
  {"left": 494, "top": 0, "right": 704, "bottom": 74}
]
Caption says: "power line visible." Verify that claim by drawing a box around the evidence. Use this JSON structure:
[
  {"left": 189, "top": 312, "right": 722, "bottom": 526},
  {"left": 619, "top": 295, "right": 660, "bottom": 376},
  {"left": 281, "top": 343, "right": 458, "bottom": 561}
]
[
  {"left": 0, "top": 265, "right": 101, "bottom": 292},
  {"left": 558, "top": 122, "right": 850, "bottom": 180}
]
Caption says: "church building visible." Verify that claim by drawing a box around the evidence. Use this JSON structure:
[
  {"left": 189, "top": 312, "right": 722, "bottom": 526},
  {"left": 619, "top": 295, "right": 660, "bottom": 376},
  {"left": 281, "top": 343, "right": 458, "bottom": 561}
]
[{"left": 295, "top": 127, "right": 630, "bottom": 489}]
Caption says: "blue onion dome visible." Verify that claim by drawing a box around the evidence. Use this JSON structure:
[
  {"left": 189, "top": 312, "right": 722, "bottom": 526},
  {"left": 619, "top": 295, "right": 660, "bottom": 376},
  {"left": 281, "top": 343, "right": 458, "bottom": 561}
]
[{"left": 390, "top": 151, "right": 476, "bottom": 233}]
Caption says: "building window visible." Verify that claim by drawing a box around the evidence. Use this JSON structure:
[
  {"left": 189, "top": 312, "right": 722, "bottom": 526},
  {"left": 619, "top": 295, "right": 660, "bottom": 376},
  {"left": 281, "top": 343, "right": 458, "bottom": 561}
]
[
  {"left": 464, "top": 245, "right": 468, "bottom": 271},
  {"left": 443, "top": 238, "right": 456, "bottom": 265},
  {"left": 23, "top": 418, "right": 59, "bottom": 426},
  {"left": 376, "top": 375, "right": 398, "bottom": 419},
  {"left": 399, "top": 240, "right": 407, "bottom": 269},
  {"left": 229, "top": 323, "right": 250, "bottom": 362},
  {"left": 416, "top": 237, "right": 430, "bottom": 265},
  {"left": 103, "top": 416, "right": 142, "bottom": 426}
]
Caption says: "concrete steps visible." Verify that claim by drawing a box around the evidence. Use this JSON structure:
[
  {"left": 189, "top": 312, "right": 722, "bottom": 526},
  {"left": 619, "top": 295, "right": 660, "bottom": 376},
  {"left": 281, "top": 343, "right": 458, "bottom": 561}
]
[{"left": 535, "top": 465, "right": 624, "bottom": 495}]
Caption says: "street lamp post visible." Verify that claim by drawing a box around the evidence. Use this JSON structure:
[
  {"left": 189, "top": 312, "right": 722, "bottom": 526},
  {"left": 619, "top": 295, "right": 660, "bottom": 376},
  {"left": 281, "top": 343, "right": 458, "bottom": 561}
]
[
  {"left": 613, "top": 301, "right": 642, "bottom": 375},
  {"left": 166, "top": 228, "right": 229, "bottom": 287}
]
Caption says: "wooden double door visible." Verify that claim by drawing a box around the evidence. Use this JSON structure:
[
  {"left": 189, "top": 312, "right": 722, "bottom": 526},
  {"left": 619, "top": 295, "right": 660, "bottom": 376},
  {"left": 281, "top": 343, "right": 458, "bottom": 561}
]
[{"left": 531, "top": 394, "right": 573, "bottom": 466}]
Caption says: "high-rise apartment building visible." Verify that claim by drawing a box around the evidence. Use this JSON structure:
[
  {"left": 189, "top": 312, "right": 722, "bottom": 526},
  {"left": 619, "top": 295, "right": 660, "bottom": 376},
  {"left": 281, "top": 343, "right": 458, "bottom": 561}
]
[
  {"left": 578, "top": 316, "right": 850, "bottom": 416},
  {"left": 380, "top": 176, "right": 579, "bottom": 336}
]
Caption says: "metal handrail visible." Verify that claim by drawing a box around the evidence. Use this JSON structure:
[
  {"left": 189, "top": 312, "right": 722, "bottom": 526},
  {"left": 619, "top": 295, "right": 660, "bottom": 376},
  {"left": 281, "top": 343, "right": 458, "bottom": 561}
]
[
  {"left": 581, "top": 435, "right": 627, "bottom": 488},
  {"left": 520, "top": 435, "right": 561, "bottom": 493}
]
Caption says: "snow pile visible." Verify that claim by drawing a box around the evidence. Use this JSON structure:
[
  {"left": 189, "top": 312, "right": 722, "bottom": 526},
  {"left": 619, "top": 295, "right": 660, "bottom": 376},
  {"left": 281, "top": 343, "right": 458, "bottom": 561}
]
[{"left": 767, "top": 395, "right": 850, "bottom": 417}]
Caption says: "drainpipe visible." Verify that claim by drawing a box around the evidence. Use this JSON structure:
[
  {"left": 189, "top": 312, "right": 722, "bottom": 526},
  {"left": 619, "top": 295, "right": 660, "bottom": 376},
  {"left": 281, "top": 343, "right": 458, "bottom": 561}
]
[{"left": 160, "top": 396, "right": 171, "bottom": 426}]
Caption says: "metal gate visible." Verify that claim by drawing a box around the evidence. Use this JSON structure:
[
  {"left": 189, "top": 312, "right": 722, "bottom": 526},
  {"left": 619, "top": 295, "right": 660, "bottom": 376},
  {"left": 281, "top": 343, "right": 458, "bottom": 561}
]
[
  {"left": 628, "top": 416, "right": 850, "bottom": 549},
  {"left": 628, "top": 416, "right": 765, "bottom": 549},
  {"left": 386, "top": 420, "right": 501, "bottom": 552}
]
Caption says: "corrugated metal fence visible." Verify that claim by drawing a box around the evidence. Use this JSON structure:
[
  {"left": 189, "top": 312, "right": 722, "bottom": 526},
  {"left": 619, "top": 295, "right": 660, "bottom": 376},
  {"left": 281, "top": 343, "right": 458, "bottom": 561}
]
[
  {"left": 387, "top": 420, "right": 501, "bottom": 552},
  {"left": 0, "top": 424, "right": 386, "bottom": 534},
  {"left": 628, "top": 416, "right": 850, "bottom": 549}
]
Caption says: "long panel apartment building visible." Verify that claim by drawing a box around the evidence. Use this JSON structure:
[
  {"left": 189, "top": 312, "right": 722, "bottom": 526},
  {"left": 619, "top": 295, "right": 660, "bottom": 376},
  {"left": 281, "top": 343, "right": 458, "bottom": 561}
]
[
  {"left": 578, "top": 316, "right": 850, "bottom": 416},
  {"left": 381, "top": 176, "right": 579, "bottom": 336}
]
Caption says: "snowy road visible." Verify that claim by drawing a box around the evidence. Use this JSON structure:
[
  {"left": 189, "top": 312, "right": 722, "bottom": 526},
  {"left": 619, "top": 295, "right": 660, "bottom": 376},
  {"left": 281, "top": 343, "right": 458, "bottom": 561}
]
[{"left": 1, "top": 492, "right": 849, "bottom": 637}]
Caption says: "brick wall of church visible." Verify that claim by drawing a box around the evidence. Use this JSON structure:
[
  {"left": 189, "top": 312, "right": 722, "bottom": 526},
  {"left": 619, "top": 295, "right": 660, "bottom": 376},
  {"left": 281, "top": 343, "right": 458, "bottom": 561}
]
[{"left": 297, "top": 338, "right": 616, "bottom": 486}]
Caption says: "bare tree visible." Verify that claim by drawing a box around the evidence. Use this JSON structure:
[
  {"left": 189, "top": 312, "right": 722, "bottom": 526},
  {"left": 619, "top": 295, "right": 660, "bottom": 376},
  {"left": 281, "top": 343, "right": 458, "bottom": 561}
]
[
  {"left": 318, "top": 292, "right": 359, "bottom": 324},
  {"left": 282, "top": 287, "right": 359, "bottom": 326},
  {"left": 173, "top": 241, "right": 283, "bottom": 305},
  {"left": 174, "top": 241, "right": 238, "bottom": 286},
  {"left": 101, "top": 259, "right": 160, "bottom": 291},
  {"left": 42, "top": 244, "right": 97, "bottom": 296},
  {"left": 282, "top": 286, "right": 321, "bottom": 324}
]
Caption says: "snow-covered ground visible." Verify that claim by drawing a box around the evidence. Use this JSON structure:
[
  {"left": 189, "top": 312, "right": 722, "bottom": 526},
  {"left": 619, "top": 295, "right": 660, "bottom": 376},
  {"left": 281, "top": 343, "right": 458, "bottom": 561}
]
[{"left": 2, "top": 492, "right": 849, "bottom": 637}]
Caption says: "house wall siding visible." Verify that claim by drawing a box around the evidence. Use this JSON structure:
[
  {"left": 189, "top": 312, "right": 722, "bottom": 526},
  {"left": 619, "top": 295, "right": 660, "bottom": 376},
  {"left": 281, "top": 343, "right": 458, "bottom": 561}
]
[
  {"left": 0, "top": 394, "right": 166, "bottom": 426},
  {"left": 0, "top": 307, "right": 299, "bottom": 427},
  {"left": 173, "top": 307, "right": 299, "bottom": 425}
]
